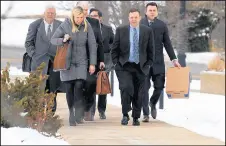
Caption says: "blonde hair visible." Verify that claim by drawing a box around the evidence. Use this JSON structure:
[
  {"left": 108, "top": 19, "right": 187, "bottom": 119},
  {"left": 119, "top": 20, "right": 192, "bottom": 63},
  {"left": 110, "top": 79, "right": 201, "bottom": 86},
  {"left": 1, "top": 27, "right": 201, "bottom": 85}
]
[{"left": 70, "top": 6, "right": 88, "bottom": 33}]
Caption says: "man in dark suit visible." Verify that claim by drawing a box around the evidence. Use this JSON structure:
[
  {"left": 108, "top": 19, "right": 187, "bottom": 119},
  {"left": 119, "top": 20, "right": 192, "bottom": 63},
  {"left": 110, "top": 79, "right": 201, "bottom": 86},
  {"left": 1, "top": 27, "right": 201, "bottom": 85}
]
[
  {"left": 25, "top": 5, "right": 62, "bottom": 114},
  {"left": 111, "top": 8, "right": 155, "bottom": 126},
  {"left": 76, "top": 2, "right": 105, "bottom": 122},
  {"left": 89, "top": 8, "right": 114, "bottom": 120},
  {"left": 140, "top": 2, "right": 181, "bottom": 122}
]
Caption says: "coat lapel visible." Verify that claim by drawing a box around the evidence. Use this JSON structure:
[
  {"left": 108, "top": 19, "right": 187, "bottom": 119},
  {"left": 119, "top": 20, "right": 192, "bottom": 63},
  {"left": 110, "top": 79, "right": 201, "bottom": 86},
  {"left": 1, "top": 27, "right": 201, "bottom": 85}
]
[
  {"left": 40, "top": 20, "right": 58, "bottom": 43},
  {"left": 139, "top": 25, "right": 144, "bottom": 51},
  {"left": 143, "top": 15, "right": 150, "bottom": 26},
  {"left": 39, "top": 21, "right": 49, "bottom": 43},
  {"left": 101, "top": 26, "right": 107, "bottom": 41},
  {"left": 126, "top": 25, "right": 130, "bottom": 51},
  {"left": 51, "top": 20, "right": 58, "bottom": 37}
]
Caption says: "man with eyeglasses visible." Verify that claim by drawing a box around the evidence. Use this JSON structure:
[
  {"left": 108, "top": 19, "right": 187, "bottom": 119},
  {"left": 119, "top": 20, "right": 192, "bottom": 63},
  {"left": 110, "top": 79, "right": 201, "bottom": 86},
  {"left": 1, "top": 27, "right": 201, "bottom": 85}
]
[
  {"left": 24, "top": 5, "right": 63, "bottom": 115},
  {"left": 89, "top": 8, "right": 114, "bottom": 120}
]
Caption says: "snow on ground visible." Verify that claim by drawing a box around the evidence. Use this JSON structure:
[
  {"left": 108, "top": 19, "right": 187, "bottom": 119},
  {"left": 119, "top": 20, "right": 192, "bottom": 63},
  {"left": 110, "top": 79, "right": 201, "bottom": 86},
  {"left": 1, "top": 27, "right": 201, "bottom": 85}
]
[
  {"left": 107, "top": 73, "right": 225, "bottom": 142},
  {"left": 1, "top": 1, "right": 69, "bottom": 47},
  {"left": 190, "top": 80, "right": 201, "bottom": 90},
  {"left": 8, "top": 66, "right": 29, "bottom": 76},
  {"left": 1, "top": 127, "right": 69, "bottom": 145},
  {"left": 1, "top": 68, "right": 68, "bottom": 145},
  {"left": 1, "top": 18, "right": 65, "bottom": 48},
  {"left": 157, "top": 92, "right": 225, "bottom": 142},
  {"left": 163, "top": 49, "right": 218, "bottom": 65}
]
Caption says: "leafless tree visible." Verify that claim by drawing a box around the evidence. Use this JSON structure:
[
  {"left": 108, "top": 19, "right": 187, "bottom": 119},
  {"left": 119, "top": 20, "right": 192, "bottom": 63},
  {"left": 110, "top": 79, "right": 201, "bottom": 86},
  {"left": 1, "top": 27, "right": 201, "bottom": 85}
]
[{"left": 1, "top": 1, "right": 14, "bottom": 20}]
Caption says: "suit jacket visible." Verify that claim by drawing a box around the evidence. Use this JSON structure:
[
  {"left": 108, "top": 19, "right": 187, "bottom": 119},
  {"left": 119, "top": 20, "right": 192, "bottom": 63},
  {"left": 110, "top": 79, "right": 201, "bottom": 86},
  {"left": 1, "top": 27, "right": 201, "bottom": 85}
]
[
  {"left": 25, "top": 18, "right": 62, "bottom": 74},
  {"left": 140, "top": 16, "right": 176, "bottom": 75},
  {"left": 111, "top": 24, "right": 155, "bottom": 75},
  {"left": 101, "top": 23, "right": 114, "bottom": 71},
  {"left": 101, "top": 23, "right": 114, "bottom": 53},
  {"left": 24, "top": 18, "right": 63, "bottom": 92},
  {"left": 86, "top": 17, "right": 104, "bottom": 64}
]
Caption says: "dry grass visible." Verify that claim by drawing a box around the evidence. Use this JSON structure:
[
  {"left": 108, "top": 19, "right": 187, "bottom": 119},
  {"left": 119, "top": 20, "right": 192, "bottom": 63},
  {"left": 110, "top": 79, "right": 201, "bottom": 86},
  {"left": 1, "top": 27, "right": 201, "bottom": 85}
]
[{"left": 207, "top": 54, "right": 225, "bottom": 72}]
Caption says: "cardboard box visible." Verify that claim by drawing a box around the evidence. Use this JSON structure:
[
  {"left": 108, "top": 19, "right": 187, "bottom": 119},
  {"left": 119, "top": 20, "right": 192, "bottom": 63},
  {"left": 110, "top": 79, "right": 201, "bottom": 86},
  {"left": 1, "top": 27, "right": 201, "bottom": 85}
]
[{"left": 166, "top": 67, "right": 191, "bottom": 98}]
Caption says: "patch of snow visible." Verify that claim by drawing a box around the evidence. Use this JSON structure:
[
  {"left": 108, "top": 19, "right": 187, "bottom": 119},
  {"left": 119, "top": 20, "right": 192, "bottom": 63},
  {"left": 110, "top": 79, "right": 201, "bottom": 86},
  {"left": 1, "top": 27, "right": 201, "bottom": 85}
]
[
  {"left": 201, "top": 70, "right": 225, "bottom": 75},
  {"left": 1, "top": 127, "right": 70, "bottom": 145}
]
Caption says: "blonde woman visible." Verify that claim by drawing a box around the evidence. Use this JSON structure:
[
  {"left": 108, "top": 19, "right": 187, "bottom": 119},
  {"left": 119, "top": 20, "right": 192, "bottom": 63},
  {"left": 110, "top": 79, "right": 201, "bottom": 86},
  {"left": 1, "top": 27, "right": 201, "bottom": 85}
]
[{"left": 51, "top": 6, "right": 97, "bottom": 126}]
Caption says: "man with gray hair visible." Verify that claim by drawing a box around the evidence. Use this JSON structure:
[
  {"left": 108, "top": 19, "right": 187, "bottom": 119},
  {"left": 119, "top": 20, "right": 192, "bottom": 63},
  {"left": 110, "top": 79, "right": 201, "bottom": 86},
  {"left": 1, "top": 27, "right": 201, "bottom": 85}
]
[
  {"left": 25, "top": 5, "right": 63, "bottom": 114},
  {"left": 76, "top": 1, "right": 105, "bottom": 121}
]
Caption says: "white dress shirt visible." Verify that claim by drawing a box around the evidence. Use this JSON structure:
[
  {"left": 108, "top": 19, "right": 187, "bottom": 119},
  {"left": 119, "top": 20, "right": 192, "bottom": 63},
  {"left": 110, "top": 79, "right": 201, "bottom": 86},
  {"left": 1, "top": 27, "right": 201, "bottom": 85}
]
[{"left": 43, "top": 20, "right": 53, "bottom": 35}]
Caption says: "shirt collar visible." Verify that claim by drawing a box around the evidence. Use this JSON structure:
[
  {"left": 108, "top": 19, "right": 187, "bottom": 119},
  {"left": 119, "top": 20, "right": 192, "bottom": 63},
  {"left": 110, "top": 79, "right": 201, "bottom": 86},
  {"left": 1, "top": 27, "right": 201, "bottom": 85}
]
[
  {"left": 130, "top": 25, "right": 139, "bottom": 30},
  {"left": 43, "top": 19, "right": 53, "bottom": 26},
  {"left": 147, "top": 17, "right": 157, "bottom": 23},
  {"left": 148, "top": 19, "right": 154, "bottom": 23}
]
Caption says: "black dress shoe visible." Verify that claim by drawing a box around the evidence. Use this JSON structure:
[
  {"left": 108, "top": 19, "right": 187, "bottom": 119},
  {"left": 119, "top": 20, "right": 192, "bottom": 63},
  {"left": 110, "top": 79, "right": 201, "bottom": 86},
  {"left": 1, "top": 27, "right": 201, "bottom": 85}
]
[
  {"left": 142, "top": 115, "right": 149, "bottom": 122},
  {"left": 149, "top": 102, "right": 157, "bottom": 119},
  {"left": 121, "top": 116, "right": 129, "bottom": 125},
  {"left": 69, "top": 116, "right": 76, "bottom": 126},
  {"left": 76, "top": 118, "right": 84, "bottom": 124},
  {"left": 69, "top": 122, "right": 77, "bottom": 126},
  {"left": 69, "top": 109, "right": 76, "bottom": 126},
  {"left": 132, "top": 118, "right": 140, "bottom": 126},
  {"left": 99, "top": 112, "right": 106, "bottom": 119}
]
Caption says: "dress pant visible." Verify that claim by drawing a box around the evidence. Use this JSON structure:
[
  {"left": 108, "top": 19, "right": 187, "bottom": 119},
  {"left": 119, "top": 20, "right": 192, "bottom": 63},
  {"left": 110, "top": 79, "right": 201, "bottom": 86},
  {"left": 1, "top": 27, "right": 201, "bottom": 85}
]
[
  {"left": 91, "top": 94, "right": 107, "bottom": 116},
  {"left": 63, "top": 79, "right": 84, "bottom": 120},
  {"left": 83, "top": 71, "right": 98, "bottom": 113},
  {"left": 91, "top": 72, "right": 109, "bottom": 116},
  {"left": 142, "top": 67, "right": 165, "bottom": 116},
  {"left": 45, "top": 60, "right": 57, "bottom": 113},
  {"left": 115, "top": 62, "right": 146, "bottom": 119}
]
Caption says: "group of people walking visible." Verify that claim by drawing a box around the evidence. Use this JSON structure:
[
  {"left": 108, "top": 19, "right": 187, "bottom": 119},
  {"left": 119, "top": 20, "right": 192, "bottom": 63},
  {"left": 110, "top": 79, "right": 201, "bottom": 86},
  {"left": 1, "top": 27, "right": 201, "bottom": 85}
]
[{"left": 25, "top": 1, "right": 180, "bottom": 126}]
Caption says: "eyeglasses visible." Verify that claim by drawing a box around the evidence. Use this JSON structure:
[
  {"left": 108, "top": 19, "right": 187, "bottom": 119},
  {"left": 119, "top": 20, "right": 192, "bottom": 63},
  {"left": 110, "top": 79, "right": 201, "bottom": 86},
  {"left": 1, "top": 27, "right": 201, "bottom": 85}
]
[
  {"left": 46, "top": 12, "right": 55, "bottom": 15},
  {"left": 90, "top": 15, "right": 99, "bottom": 17}
]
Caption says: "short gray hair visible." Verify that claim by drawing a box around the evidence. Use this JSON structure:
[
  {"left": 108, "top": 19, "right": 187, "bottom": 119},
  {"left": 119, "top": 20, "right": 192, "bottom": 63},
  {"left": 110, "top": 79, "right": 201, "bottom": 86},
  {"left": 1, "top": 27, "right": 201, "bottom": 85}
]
[
  {"left": 76, "top": 1, "right": 89, "bottom": 7},
  {"left": 44, "top": 4, "right": 56, "bottom": 12}
]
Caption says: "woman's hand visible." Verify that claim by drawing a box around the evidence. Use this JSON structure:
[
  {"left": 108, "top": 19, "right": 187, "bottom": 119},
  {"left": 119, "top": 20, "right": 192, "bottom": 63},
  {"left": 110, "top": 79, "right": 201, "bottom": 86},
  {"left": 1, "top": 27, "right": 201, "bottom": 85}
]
[
  {"left": 63, "top": 34, "right": 70, "bottom": 42},
  {"left": 89, "top": 64, "right": 95, "bottom": 75}
]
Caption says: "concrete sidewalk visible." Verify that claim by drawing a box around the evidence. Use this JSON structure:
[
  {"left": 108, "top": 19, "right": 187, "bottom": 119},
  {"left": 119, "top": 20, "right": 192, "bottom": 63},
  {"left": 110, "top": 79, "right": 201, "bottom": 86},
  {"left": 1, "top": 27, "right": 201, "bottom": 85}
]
[{"left": 56, "top": 93, "right": 224, "bottom": 145}]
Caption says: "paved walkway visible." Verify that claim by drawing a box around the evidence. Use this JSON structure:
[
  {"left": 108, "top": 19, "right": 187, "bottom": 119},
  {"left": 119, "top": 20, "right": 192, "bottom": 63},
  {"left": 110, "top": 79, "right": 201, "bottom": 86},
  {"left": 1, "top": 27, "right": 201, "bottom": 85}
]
[{"left": 56, "top": 93, "right": 224, "bottom": 145}]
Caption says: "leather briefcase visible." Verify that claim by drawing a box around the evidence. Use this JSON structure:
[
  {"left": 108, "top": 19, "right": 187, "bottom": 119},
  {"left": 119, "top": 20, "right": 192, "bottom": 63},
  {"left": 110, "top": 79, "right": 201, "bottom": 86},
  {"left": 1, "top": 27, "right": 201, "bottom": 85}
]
[
  {"left": 22, "top": 52, "right": 32, "bottom": 72},
  {"left": 96, "top": 70, "right": 111, "bottom": 95},
  {"left": 53, "top": 43, "right": 69, "bottom": 72}
]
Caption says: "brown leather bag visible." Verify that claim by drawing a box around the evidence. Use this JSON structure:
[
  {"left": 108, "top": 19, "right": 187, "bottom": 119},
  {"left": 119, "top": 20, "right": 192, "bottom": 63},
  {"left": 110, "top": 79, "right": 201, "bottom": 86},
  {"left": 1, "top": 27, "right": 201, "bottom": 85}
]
[
  {"left": 96, "top": 71, "right": 111, "bottom": 95},
  {"left": 53, "top": 43, "right": 69, "bottom": 72}
]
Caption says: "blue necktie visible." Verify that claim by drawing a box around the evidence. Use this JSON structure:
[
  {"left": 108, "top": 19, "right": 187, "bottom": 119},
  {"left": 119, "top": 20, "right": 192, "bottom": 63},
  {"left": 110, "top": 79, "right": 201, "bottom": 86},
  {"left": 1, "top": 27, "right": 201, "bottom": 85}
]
[{"left": 133, "top": 28, "right": 139, "bottom": 64}]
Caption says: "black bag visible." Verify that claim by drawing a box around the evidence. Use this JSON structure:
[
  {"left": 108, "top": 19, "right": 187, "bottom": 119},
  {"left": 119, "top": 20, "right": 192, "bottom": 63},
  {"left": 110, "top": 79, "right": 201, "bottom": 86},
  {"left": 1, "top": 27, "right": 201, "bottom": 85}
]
[{"left": 22, "top": 52, "right": 32, "bottom": 72}]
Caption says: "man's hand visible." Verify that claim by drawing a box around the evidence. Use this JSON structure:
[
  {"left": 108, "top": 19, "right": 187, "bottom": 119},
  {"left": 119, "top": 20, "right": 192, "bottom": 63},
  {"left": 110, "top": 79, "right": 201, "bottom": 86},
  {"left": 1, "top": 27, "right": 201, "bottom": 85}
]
[
  {"left": 63, "top": 34, "right": 70, "bottom": 42},
  {"left": 99, "top": 62, "right": 105, "bottom": 70},
  {"left": 89, "top": 64, "right": 95, "bottom": 75},
  {"left": 172, "top": 59, "right": 181, "bottom": 68}
]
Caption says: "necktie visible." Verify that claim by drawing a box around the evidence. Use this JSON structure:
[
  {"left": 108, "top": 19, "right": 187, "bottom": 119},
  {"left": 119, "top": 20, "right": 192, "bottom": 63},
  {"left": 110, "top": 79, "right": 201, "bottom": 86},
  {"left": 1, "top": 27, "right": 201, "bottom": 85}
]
[
  {"left": 47, "top": 24, "right": 51, "bottom": 40},
  {"left": 99, "top": 23, "right": 103, "bottom": 36},
  {"left": 133, "top": 28, "right": 139, "bottom": 64},
  {"left": 149, "top": 21, "right": 153, "bottom": 27}
]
